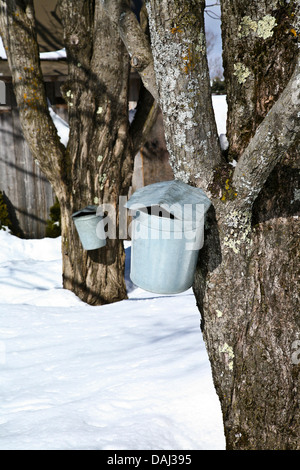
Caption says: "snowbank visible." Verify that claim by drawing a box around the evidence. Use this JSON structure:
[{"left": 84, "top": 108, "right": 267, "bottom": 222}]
[{"left": 0, "top": 231, "right": 225, "bottom": 450}]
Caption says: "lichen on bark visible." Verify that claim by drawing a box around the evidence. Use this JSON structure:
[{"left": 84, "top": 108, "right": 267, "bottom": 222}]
[
  {"left": 238, "top": 14, "right": 277, "bottom": 40},
  {"left": 146, "top": 0, "right": 221, "bottom": 187}
]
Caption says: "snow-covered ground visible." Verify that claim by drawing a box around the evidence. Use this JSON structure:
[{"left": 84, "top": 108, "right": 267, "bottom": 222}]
[{"left": 0, "top": 232, "right": 225, "bottom": 450}]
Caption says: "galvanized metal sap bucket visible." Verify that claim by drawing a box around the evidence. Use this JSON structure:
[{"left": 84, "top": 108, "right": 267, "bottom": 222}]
[
  {"left": 72, "top": 205, "right": 106, "bottom": 251},
  {"left": 125, "top": 180, "right": 211, "bottom": 294}
]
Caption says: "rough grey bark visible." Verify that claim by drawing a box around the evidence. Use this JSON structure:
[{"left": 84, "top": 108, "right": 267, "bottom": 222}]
[
  {"left": 146, "top": 0, "right": 300, "bottom": 450},
  {"left": 146, "top": 0, "right": 222, "bottom": 189},
  {"left": 214, "top": 1, "right": 300, "bottom": 448},
  {"left": 221, "top": 0, "right": 299, "bottom": 162},
  {"left": 233, "top": 57, "right": 300, "bottom": 206}
]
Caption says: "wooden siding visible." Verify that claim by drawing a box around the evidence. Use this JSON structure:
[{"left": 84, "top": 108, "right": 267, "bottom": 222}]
[{"left": 0, "top": 84, "right": 56, "bottom": 239}]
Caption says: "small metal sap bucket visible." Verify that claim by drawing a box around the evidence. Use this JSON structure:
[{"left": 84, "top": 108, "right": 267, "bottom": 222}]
[
  {"left": 125, "top": 180, "right": 211, "bottom": 294},
  {"left": 72, "top": 205, "right": 106, "bottom": 251}
]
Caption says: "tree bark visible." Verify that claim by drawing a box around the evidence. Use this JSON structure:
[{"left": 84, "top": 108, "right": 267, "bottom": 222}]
[
  {"left": 221, "top": 0, "right": 299, "bottom": 162},
  {"left": 102, "top": 0, "right": 158, "bottom": 102},
  {"left": 146, "top": 0, "right": 222, "bottom": 189},
  {"left": 212, "top": 1, "right": 300, "bottom": 448},
  {"left": 147, "top": 0, "right": 300, "bottom": 450},
  {"left": 194, "top": 199, "right": 300, "bottom": 450}
]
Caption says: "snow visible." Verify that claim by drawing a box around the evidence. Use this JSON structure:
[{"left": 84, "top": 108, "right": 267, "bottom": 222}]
[
  {"left": 39, "top": 48, "right": 67, "bottom": 60},
  {"left": 0, "top": 38, "right": 6, "bottom": 60},
  {"left": 0, "top": 230, "right": 225, "bottom": 450},
  {"left": 212, "top": 94, "right": 227, "bottom": 135},
  {"left": 48, "top": 105, "right": 69, "bottom": 147}
]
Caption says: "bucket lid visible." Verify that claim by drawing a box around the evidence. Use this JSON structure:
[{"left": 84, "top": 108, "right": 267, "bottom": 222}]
[
  {"left": 125, "top": 180, "right": 211, "bottom": 222},
  {"left": 72, "top": 205, "right": 103, "bottom": 219}
]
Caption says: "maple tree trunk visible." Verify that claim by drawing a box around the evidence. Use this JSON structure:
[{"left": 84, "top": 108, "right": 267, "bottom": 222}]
[
  {"left": 194, "top": 186, "right": 300, "bottom": 450},
  {"left": 221, "top": 0, "right": 298, "bottom": 162},
  {"left": 147, "top": 0, "right": 300, "bottom": 449},
  {"left": 204, "top": 2, "right": 300, "bottom": 448},
  {"left": 57, "top": 0, "right": 133, "bottom": 304},
  {"left": 0, "top": 0, "right": 134, "bottom": 305}
]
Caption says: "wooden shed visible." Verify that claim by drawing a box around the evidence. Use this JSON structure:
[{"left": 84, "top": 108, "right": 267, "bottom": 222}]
[
  {"left": 0, "top": 0, "right": 68, "bottom": 238},
  {"left": 0, "top": 0, "right": 173, "bottom": 239}
]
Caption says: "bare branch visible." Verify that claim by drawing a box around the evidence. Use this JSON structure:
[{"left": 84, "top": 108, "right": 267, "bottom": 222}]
[
  {"left": 101, "top": 0, "right": 158, "bottom": 102},
  {"left": 233, "top": 55, "right": 300, "bottom": 207},
  {"left": 205, "top": 0, "right": 221, "bottom": 19},
  {"left": 205, "top": 9, "right": 221, "bottom": 20}
]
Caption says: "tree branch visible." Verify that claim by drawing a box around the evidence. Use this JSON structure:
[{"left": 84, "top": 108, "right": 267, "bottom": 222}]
[
  {"left": 233, "top": 54, "right": 300, "bottom": 207},
  {"left": 101, "top": 0, "right": 159, "bottom": 102}
]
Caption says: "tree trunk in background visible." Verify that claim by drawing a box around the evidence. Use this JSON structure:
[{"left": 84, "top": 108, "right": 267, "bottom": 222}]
[
  {"left": 147, "top": 0, "right": 300, "bottom": 449},
  {"left": 0, "top": 0, "right": 133, "bottom": 305},
  {"left": 57, "top": 0, "right": 133, "bottom": 305}
]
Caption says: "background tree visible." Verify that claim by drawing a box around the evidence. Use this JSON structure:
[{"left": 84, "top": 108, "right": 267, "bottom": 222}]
[
  {"left": 114, "top": 0, "right": 299, "bottom": 450},
  {"left": 0, "top": 0, "right": 155, "bottom": 305}
]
